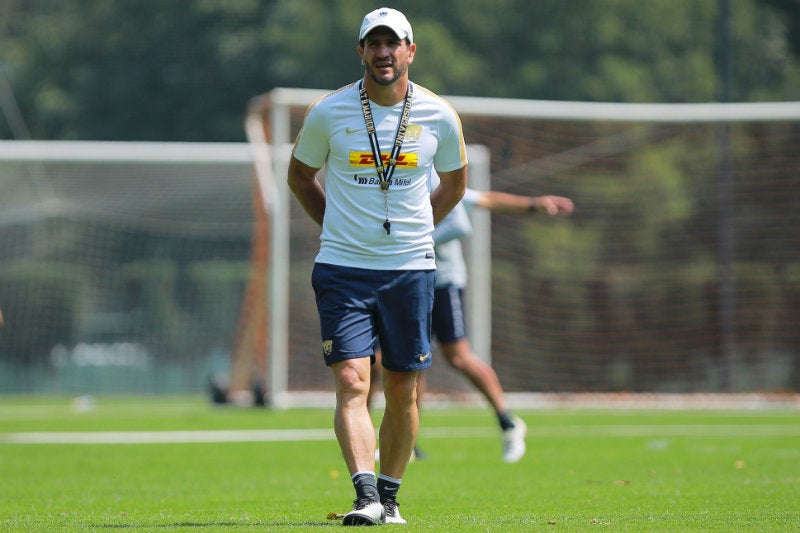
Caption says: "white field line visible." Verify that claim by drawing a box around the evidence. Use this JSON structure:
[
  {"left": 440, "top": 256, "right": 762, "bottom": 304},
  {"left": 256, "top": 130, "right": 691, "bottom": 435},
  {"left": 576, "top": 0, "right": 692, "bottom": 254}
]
[
  {"left": 215, "top": 391, "right": 800, "bottom": 410},
  {"left": 1, "top": 428, "right": 336, "bottom": 445},
  {"left": 0, "top": 403, "right": 201, "bottom": 421},
  {"left": 2, "top": 424, "right": 799, "bottom": 445}
]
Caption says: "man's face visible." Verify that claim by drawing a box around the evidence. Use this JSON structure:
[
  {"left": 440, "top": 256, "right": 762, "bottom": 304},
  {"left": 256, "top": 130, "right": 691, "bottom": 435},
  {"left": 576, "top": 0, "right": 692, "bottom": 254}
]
[{"left": 358, "top": 27, "right": 416, "bottom": 87}]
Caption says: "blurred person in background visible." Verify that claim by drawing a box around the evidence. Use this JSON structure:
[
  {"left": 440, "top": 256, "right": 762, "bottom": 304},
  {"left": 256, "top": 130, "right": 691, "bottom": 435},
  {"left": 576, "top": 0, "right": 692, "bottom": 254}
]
[{"left": 370, "top": 185, "right": 574, "bottom": 463}]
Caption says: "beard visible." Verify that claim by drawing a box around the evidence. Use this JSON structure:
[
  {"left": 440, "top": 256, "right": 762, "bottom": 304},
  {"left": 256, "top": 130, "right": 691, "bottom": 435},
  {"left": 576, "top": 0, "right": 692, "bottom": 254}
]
[{"left": 366, "top": 62, "right": 408, "bottom": 86}]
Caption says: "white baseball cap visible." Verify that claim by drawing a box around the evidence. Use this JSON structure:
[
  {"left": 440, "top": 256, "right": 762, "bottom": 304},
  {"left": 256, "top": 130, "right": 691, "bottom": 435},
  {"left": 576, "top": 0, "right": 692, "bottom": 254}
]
[{"left": 358, "top": 7, "right": 413, "bottom": 43}]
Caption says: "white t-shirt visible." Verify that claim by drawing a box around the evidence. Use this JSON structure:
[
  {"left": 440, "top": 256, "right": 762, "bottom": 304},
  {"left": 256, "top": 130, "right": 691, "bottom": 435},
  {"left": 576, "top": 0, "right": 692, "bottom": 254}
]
[{"left": 292, "top": 81, "right": 468, "bottom": 270}]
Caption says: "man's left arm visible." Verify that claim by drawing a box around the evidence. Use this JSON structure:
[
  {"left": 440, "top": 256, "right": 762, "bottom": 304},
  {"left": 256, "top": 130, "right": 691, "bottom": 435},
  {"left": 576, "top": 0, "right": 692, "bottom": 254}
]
[{"left": 430, "top": 166, "right": 467, "bottom": 225}]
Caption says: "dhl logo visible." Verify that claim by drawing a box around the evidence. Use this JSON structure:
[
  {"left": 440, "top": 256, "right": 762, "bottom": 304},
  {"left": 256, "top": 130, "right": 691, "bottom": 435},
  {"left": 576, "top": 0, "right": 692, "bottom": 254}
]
[{"left": 349, "top": 152, "right": 419, "bottom": 167}]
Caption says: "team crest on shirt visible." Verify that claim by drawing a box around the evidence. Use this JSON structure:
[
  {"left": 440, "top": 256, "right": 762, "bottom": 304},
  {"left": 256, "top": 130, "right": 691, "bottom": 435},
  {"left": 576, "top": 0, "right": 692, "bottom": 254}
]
[{"left": 405, "top": 125, "right": 422, "bottom": 142}]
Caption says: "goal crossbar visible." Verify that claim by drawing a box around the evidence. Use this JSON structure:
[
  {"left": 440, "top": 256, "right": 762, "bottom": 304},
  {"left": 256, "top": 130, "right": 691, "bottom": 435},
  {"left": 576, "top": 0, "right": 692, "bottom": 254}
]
[{"left": 268, "top": 87, "right": 800, "bottom": 122}]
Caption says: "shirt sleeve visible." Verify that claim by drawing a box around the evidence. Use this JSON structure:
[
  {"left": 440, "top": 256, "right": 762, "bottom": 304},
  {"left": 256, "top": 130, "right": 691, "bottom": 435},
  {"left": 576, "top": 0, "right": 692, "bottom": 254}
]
[
  {"left": 433, "top": 104, "right": 468, "bottom": 173},
  {"left": 291, "top": 102, "right": 330, "bottom": 169}
]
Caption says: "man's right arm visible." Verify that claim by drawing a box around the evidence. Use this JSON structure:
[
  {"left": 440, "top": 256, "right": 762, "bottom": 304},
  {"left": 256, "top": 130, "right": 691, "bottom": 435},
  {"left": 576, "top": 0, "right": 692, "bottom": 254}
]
[{"left": 287, "top": 156, "right": 326, "bottom": 226}]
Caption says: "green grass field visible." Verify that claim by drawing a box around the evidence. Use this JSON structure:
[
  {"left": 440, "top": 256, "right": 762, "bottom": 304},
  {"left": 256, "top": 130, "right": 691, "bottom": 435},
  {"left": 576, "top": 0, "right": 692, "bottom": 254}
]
[{"left": 1, "top": 396, "right": 798, "bottom": 532}]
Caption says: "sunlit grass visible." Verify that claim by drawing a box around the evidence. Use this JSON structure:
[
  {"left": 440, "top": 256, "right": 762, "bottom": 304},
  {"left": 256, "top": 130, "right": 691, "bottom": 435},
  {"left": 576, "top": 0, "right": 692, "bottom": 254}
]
[{"left": 1, "top": 396, "right": 798, "bottom": 532}]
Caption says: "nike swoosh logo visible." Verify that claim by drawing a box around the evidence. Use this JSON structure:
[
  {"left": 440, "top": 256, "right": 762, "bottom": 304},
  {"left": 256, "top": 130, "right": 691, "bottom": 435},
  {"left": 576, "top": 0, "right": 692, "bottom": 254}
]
[
  {"left": 346, "top": 127, "right": 364, "bottom": 135},
  {"left": 418, "top": 352, "right": 431, "bottom": 362}
]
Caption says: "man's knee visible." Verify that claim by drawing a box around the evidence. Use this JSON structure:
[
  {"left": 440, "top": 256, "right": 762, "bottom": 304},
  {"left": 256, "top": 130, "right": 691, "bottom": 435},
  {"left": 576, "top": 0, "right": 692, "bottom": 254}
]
[
  {"left": 333, "top": 359, "right": 372, "bottom": 396},
  {"left": 382, "top": 370, "right": 418, "bottom": 404},
  {"left": 442, "top": 341, "right": 474, "bottom": 370}
]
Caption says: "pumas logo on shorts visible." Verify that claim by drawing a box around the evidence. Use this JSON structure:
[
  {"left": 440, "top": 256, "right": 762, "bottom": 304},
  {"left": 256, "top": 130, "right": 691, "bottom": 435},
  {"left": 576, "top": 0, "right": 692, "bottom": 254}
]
[
  {"left": 417, "top": 351, "right": 431, "bottom": 363},
  {"left": 322, "top": 340, "right": 333, "bottom": 357}
]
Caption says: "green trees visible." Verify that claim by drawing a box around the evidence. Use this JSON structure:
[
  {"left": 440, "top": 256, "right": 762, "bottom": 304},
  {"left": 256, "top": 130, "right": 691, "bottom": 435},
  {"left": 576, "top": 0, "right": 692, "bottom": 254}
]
[
  {"left": 2, "top": 0, "right": 800, "bottom": 393},
  {"left": 1, "top": 0, "right": 799, "bottom": 141}
]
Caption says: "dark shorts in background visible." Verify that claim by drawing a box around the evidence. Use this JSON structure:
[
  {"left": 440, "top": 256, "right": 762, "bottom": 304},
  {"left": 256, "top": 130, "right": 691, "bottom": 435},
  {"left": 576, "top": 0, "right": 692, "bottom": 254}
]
[
  {"left": 432, "top": 285, "right": 467, "bottom": 343},
  {"left": 311, "top": 263, "right": 435, "bottom": 372}
]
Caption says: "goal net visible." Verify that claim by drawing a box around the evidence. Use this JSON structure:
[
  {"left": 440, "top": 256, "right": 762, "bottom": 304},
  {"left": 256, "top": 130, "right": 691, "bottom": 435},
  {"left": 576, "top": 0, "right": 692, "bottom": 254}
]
[
  {"left": 2, "top": 94, "right": 799, "bottom": 405},
  {"left": 0, "top": 141, "right": 255, "bottom": 394},
  {"left": 244, "top": 89, "right": 800, "bottom": 406}
]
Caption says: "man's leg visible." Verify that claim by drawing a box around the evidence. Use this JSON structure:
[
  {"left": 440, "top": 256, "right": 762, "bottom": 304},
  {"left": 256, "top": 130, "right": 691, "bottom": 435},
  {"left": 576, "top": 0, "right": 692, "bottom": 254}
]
[
  {"left": 440, "top": 338, "right": 507, "bottom": 413},
  {"left": 369, "top": 348, "right": 426, "bottom": 461},
  {"left": 377, "top": 368, "right": 418, "bottom": 524},
  {"left": 332, "top": 357, "right": 377, "bottom": 475},
  {"left": 440, "top": 339, "right": 527, "bottom": 463},
  {"left": 378, "top": 368, "right": 419, "bottom": 478},
  {"left": 332, "top": 357, "right": 385, "bottom": 525},
  {"left": 373, "top": 268, "right": 434, "bottom": 523}
]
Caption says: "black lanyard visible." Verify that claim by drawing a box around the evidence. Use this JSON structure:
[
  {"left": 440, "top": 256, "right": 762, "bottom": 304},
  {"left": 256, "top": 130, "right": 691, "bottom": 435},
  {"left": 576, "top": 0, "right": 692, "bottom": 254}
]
[{"left": 358, "top": 80, "right": 413, "bottom": 234}]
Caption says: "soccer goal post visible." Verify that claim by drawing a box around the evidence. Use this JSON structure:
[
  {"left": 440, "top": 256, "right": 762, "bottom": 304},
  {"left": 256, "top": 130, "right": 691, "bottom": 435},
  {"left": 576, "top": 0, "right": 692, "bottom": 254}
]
[
  {"left": 245, "top": 91, "right": 492, "bottom": 408},
  {"left": 248, "top": 88, "right": 800, "bottom": 406}
]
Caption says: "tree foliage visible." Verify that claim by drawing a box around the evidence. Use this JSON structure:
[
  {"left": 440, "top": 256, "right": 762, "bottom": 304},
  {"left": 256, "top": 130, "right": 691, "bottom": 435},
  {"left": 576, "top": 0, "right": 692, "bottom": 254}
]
[
  {"left": 0, "top": 0, "right": 799, "bottom": 141},
  {"left": 1, "top": 0, "right": 800, "bottom": 392}
]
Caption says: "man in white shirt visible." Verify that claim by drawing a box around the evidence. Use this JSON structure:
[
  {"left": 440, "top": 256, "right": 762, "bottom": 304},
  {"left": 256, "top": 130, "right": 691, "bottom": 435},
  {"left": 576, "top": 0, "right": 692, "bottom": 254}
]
[{"left": 288, "top": 7, "right": 467, "bottom": 526}]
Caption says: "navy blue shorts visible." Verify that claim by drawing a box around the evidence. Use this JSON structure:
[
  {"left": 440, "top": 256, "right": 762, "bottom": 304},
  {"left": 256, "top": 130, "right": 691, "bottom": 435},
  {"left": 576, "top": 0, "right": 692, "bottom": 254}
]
[
  {"left": 311, "top": 263, "right": 435, "bottom": 372},
  {"left": 432, "top": 285, "right": 467, "bottom": 343}
]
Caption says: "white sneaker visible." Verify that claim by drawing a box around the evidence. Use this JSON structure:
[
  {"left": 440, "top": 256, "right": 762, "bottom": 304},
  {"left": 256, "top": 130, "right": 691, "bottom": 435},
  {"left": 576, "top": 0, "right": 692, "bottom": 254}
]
[
  {"left": 343, "top": 499, "right": 385, "bottom": 526},
  {"left": 502, "top": 416, "right": 527, "bottom": 463},
  {"left": 383, "top": 499, "right": 407, "bottom": 524}
]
